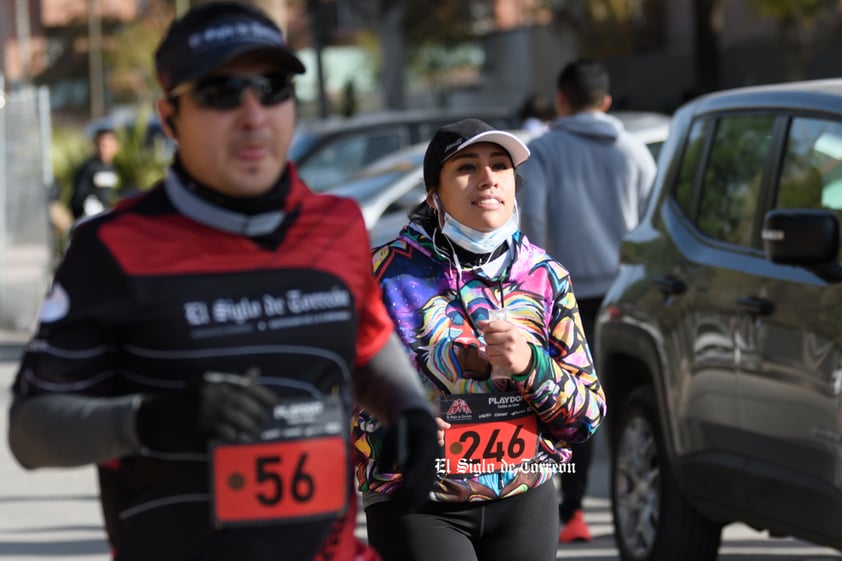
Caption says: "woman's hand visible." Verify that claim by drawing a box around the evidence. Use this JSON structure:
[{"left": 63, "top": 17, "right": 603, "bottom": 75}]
[
  {"left": 435, "top": 417, "right": 451, "bottom": 447},
  {"left": 478, "top": 318, "right": 532, "bottom": 377}
]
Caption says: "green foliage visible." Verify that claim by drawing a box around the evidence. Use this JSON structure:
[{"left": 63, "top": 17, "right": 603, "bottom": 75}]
[
  {"left": 745, "top": 0, "right": 837, "bottom": 81},
  {"left": 747, "top": 0, "right": 829, "bottom": 23},
  {"left": 112, "top": 108, "right": 170, "bottom": 193},
  {"left": 50, "top": 125, "right": 91, "bottom": 206},
  {"left": 106, "top": 3, "right": 175, "bottom": 106},
  {"left": 405, "top": 2, "right": 491, "bottom": 46}
]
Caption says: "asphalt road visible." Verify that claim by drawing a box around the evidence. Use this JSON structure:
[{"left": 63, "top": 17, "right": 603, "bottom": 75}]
[{"left": 0, "top": 331, "right": 839, "bottom": 561}]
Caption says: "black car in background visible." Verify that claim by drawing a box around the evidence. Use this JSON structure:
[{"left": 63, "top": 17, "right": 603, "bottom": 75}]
[
  {"left": 289, "top": 108, "right": 518, "bottom": 191},
  {"left": 596, "top": 79, "right": 842, "bottom": 561}
]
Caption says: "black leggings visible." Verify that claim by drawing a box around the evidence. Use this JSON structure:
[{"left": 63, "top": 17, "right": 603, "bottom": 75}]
[{"left": 365, "top": 481, "right": 559, "bottom": 561}]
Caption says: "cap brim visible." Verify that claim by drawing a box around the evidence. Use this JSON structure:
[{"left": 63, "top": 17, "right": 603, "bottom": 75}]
[
  {"left": 447, "top": 130, "right": 530, "bottom": 167},
  {"left": 176, "top": 43, "right": 305, "bottom": 87}
]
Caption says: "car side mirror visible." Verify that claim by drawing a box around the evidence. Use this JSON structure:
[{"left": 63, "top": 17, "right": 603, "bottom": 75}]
[{"left": 761, "top": 209, "right": 839, "bottom": 265}]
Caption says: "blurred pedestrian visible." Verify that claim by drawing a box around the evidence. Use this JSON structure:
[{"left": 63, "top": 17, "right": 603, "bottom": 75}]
[
  {"left": 69, "top": 127, "right": 121, "bottom": 220},
  {"left": 7, "top": 2, "right": 438, "bottom": 560},
  {"left": 353, "top": 118, "right": 606, "bottom": 561},
  {"left": 517, "top": 58, "right": 657, "bottom": 543},
  {"left": 518, "top": 94, "right": 553, "bottom": 135}
]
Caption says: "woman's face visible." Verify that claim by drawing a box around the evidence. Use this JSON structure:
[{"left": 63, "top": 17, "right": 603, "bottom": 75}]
[{"left": 431, "top": 142, "right": 517, "bottom": 232}]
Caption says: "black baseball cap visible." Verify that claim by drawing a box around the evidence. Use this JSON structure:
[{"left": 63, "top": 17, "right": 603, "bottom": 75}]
[
  {"left": 154, "top": 1, "right": 305, "bottom": 94},
  {"left": 422, "top": 119, "right": 530, "bottom": 190}
]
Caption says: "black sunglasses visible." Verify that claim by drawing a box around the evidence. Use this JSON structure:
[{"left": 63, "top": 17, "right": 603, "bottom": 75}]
[{"left": 171, "top": 73, "right": 295, "bottom": 110}]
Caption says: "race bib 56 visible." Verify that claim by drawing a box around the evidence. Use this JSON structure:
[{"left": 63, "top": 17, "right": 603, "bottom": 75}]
[{"left": 210, "top": 395, "right": 348, "bottom": 526}]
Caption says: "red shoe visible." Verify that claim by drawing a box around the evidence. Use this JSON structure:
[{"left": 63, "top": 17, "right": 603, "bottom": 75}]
[{"left": 559, "top": 509, "right": 592, "bottom": 543}]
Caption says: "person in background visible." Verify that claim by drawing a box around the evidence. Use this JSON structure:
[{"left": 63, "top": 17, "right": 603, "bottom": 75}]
[
  {"left": 517, "top": 58, "right": 657, "bottom": 543},
  {"left": 69, "top": 127, "right": 121, "bottom": 220},
  {"left": 518, "top": 94, "right": 553, "bottom": 135},
  {"left": 7, "top": 3, "right": 438, "bottom": 560},
  {"left": 353, "top": 118, "right": 606, "bottom": 561}
]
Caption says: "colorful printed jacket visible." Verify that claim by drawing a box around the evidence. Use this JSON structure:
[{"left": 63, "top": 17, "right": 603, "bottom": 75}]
[{"left": 352, "top": 223, "right": 606, "bottom": 503}]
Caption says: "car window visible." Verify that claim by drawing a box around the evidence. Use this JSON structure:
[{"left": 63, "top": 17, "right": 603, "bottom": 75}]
[
  {"left": 678, "top": 115, "right": 776, "bottom": 247},
  {"left": 384, "top": 181, "right": 425, "bottom": 214},
  {"left": 647, "top": 141, "right": 664, "bottom": 161},
  {"left": 340, "top": 169, "right": 411, "bottom": 206},
  {"left": 674, "top": 119, "right": 707, "bottom": 215},
  {"left": 776, "top": 116, "right": 842, "bottom": 259},
  {"left": 289, "top": 131, "right": 319, "bottom": 162},
  {"left": 297, "top": 129, "right": 407, "bottom": 191}
]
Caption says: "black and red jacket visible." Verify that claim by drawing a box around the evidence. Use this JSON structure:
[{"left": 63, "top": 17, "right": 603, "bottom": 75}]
[{"left": 14, "top": 163, "right": 389, "bottom": 561}]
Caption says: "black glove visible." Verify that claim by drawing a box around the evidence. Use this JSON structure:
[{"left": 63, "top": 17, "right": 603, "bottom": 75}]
[
  {"left": 379, "top": 408, "right": 439, "bottom": 512},
  {"left": 136, "top": 369, "right": 277, "bottom": 452}
]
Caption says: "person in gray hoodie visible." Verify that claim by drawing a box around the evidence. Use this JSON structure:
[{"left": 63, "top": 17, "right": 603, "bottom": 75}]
[{"left": 517, "top": 58, "right": 657, "bottom": 543}]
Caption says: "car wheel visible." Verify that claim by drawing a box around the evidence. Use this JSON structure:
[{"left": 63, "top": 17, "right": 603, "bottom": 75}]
[{"left": 611, "top": 386, "right": 722, "bottom": 561}]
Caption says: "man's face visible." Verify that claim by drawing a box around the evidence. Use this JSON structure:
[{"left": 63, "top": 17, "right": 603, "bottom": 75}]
[{"left": 158, "top": 53, "right": 296, "bottom": 197}]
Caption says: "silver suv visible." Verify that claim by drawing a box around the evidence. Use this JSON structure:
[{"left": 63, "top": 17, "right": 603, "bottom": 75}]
[{"left": 596, "top": 79, "right": 842, "bottom": 561}]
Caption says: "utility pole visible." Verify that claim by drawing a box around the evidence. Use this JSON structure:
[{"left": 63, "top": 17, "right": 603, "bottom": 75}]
[
  {"left": 88, "top": 0, "right": 105, "bottom": 118},
  {"left": 0, "top": 5, "right": 7, "bottom": 78},
  {"left": 307, "top": 0, "right": 329, "bottom": 118},
  {"left": 15, "top": 0, "right": 32, "bottom": 83}
]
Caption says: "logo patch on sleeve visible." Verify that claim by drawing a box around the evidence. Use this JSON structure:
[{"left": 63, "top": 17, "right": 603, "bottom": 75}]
[{"left": 38, "top": 282, "right": 70, "bottom": 323}]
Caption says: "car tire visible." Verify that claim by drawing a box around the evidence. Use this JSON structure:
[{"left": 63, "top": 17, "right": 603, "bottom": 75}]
[{"left": 611, "top": 386, "right": 722, "bottom": 561}]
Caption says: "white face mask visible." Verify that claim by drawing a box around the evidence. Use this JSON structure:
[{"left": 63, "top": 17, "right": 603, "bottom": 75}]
[{"left": 434, "top": 194, "right": 519, "bottom": 254}]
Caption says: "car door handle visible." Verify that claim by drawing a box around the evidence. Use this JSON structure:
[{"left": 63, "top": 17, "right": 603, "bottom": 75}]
[
  {"left": 737, "top": 296, "right": 775, "bottom": 316},
  {"left": 652, "top": 275, "right": 686, "bottom": 295}
]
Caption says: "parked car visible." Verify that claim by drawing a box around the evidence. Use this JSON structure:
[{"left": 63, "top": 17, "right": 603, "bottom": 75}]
[
  {"left": 332, "top": 111, "right": 671, "bottom": 247},
  {"left": 290, "top": 108, "right": 519, "bottom": 191},
  {"left": 607, "top": 110, "right": 671, "bottom": 160},
  {"left": 596, "top": 79, "right": 842, "bottom": 561},
  {"left": 327, "top": 141, "right": 427, "bottom": 247}
]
